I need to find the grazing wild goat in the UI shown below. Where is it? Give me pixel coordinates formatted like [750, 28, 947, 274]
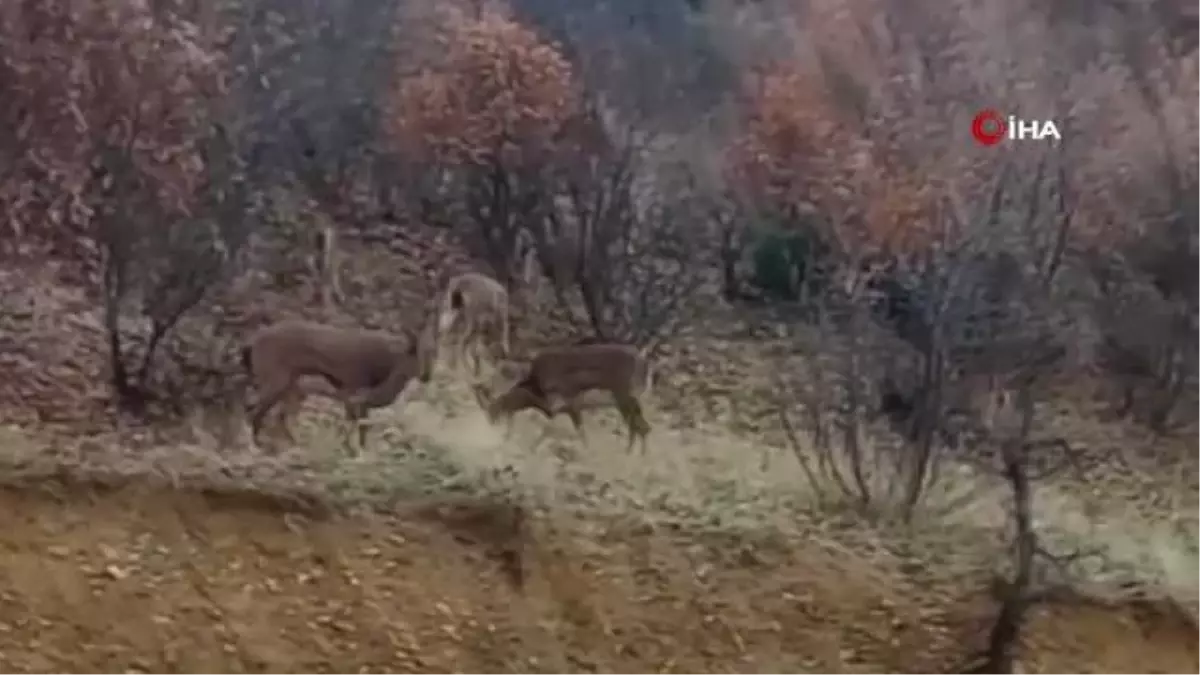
[476, 341, 654, 453]
[241, 318, 436, 452]
[438, 272, 511, 376]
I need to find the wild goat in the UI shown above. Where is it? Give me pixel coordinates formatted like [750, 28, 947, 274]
[241, 318, 436, 452]
[438, 272, 511, 376]
[476, 342, 654, 453]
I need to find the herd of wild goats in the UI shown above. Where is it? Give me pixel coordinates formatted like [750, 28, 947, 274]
[241, 271, 654, 455]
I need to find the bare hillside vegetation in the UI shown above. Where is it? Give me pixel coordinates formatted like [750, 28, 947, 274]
[0, 0, 1196, 672]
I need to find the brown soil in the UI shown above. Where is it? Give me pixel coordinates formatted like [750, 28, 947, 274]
[0, 479, 1193, 674]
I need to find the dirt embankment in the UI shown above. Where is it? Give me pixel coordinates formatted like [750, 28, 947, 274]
[0, 480, 1193, 674]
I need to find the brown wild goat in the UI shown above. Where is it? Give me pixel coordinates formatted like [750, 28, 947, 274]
[477, 342, 654, 453]
[242, 318, 436, 452]
[438, 272, 511, 376]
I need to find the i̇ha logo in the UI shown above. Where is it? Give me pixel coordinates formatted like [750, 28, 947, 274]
[971, 109, 1061, 146]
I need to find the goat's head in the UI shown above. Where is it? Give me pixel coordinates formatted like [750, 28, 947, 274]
[470, 382, 493, 415]
[484, 383, 545, 423]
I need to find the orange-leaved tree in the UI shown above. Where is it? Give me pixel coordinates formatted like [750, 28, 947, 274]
[725, 0, 1079, 527]
[726, 59, 938, 265]
[382, 0, 578, 283]
[0, 0, 225, 267]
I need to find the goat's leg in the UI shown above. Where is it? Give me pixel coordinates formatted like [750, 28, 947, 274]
[464, 334, 479, 377]
[341, 397, 368, 458]
[467, 324, 486, 377]
[636, 422, 650, 454]
[563, 404, 588, 450]
[355, 416, 368, 455]
[438, 307, 459, 369]
[445, 330, 459, 370]
[454, 333, 469, 375]
[441, 312, 462, 371]
[522, 412, 555, 447]
[475, 336, 489, 375]
[495, 405, 520, 442]
[476, 339, 490, 376]
[455, 314, 474, 375]
[1114, 383, 1135, 418]
[615, 392, 651, 453]
[277, 388, 305, 444]
[483, 314, 506, 366]
[481, 412, 521, 444]
[470, 383, 491, 413]
[459, 333, 477, 375]
[248, 379, 293, 448]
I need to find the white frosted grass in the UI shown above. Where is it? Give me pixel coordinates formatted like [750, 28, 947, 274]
[307, 382, 1196, 606]
[349, 379, 814, 533]
[13, 364, 1178, 605]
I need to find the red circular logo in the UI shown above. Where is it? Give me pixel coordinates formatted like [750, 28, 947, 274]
[971, 109, 1006, 146]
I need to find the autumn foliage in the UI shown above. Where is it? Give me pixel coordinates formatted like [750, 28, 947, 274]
[0, 0, 1190, 435]
[0, 0, 225, 270]
[383, 2, 578, 170]
[727, 62, 941, 258]
[727, 0, 1197, 262]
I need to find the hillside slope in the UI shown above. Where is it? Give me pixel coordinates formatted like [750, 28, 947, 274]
[0, 480, 1194, 674]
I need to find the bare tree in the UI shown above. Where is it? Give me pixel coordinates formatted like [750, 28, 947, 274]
[769, 135, 1081, 518]
[382, 3, 577, 287]
[0, 0, 244, 414]
[528, 102, 720, 357]
[959, 371, 1092, 674]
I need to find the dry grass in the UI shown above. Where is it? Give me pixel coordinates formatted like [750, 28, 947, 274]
[0, 350, 1195, 672]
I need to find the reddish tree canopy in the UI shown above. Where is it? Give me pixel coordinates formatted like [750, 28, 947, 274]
[726, 62, 937, 258]
[0, 0, 226, 266]
[383, 2, 578, 170]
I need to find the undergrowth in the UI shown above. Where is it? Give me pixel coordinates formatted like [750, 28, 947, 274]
[1, 368, 1195, 618]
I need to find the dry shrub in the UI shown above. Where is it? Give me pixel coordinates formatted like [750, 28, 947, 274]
[716, 0, 1060, 514]
[725, 0, 1196, 427]
[0, 0, 251, 414]
[1063, 25, 1198, 430]
[718, 1, 1195, 663]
